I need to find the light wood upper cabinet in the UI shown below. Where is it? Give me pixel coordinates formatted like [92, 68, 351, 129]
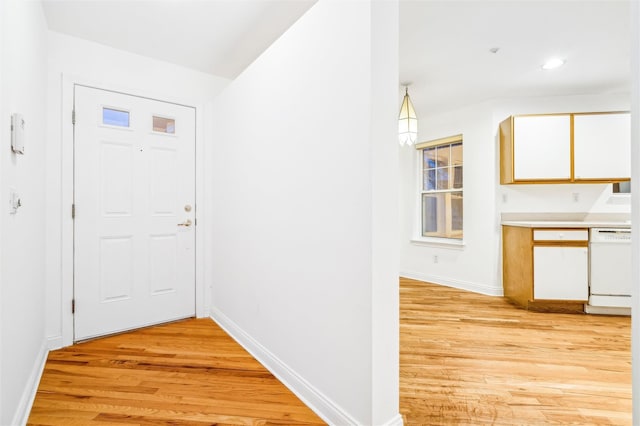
[573, 112, 630, 180]
[500, 112, 630, 184]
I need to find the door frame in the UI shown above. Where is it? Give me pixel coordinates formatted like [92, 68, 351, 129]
[60, 75, 208, 347]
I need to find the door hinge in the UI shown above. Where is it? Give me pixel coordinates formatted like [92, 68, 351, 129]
[72, 110, 76, 125]
[71, 203, 75, 219]
[194, 218, 197, 226]
[71, 299, 75, 314]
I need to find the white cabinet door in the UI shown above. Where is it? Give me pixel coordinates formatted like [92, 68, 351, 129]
[513, 115, 571, 180]
[533, 246, 588, 300]
[574, 113, 630, 180]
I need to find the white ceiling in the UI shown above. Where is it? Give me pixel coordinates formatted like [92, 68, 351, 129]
[41, 0, 631, 115]
[41, 0, 317, 79]
[400, 0, 630, 115]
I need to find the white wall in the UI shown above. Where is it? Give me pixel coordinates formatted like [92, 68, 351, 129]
[400, 92, 630, 296]
[1, 1, 49, 424]
[1, 0, 4, 418]
[208, 1, 400, 424]
[370, 2, 400, 423]
[630, 1, 639, 422]
[400, 101, 499, 294]
[45, 31, 230, 347]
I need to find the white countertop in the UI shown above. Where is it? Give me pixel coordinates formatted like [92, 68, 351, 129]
[501, 220, 631, 229]
[500, 212, 631, 229]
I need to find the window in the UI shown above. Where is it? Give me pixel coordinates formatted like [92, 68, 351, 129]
[102, 107, 130, 127]
[417, 134, 463, 239]
[613, 181, 630, 193]
[153, 116, 175, 134]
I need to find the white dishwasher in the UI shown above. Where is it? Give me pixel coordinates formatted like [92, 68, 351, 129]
[588, 228, 632, 311]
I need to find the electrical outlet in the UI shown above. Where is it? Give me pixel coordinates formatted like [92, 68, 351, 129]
[572, 192, 580, 202]
[433, 255, 438, 264]
[502, 193, 508, 203]
[9, 187, 21, 214]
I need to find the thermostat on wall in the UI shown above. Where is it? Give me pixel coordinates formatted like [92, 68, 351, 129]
[11, 113, 25, 154]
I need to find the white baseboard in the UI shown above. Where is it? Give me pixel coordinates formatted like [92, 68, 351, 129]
[210, 307, 360, 425]
[47, 335, 63, 350]
[12, 341, 48, 426]
[383, 413, 404, 426]
[400, 271, 503, 297]
[585, 305, 631, 316]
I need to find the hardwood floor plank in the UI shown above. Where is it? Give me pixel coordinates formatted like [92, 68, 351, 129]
[33, 395, 319, 423]
[29, 278, 632, 425]
[28, 318, 325, 426]
[399, 277, 631, 425]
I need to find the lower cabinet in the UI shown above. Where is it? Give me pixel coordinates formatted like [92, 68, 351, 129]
[533, 246, 588, 300]
[502, 225, 589, 312]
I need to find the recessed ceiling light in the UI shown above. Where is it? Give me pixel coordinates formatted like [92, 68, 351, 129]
[541, 58, 566, 70]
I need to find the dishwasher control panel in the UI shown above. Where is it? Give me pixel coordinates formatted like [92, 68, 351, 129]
[590, 228, 631, 243]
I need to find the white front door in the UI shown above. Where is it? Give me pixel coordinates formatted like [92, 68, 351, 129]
[74, 85, 196, 341]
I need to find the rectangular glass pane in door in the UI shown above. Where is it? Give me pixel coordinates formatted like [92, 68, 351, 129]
[153, 116, 175, 134]
[103, 107, 130, 127]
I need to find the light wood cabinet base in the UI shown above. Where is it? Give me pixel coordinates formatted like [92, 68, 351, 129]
[506, 298, 585, 314]
[502, 225, 587, 314]
[502, 226, 533, 306]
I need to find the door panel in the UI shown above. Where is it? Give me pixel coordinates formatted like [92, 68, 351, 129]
[101, 141, 134, 214]
[150, 147, 178, 214]
[74, 85, 195, 341]
[99, 237, 133, 302]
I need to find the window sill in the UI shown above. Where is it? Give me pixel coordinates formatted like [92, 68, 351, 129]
[410, 237, 465, 249]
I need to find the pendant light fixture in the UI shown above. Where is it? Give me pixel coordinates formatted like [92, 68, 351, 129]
[398, 85, 418, 146]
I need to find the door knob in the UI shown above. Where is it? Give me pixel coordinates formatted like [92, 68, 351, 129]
[178, 219, 192, 227]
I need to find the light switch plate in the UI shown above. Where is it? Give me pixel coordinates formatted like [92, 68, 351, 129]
[11, 113, 25, 154]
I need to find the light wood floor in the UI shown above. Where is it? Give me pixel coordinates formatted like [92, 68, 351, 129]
[28, 318, 325, 425]
[400, 277, 631, 425]
[29, 278, 631, 425]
